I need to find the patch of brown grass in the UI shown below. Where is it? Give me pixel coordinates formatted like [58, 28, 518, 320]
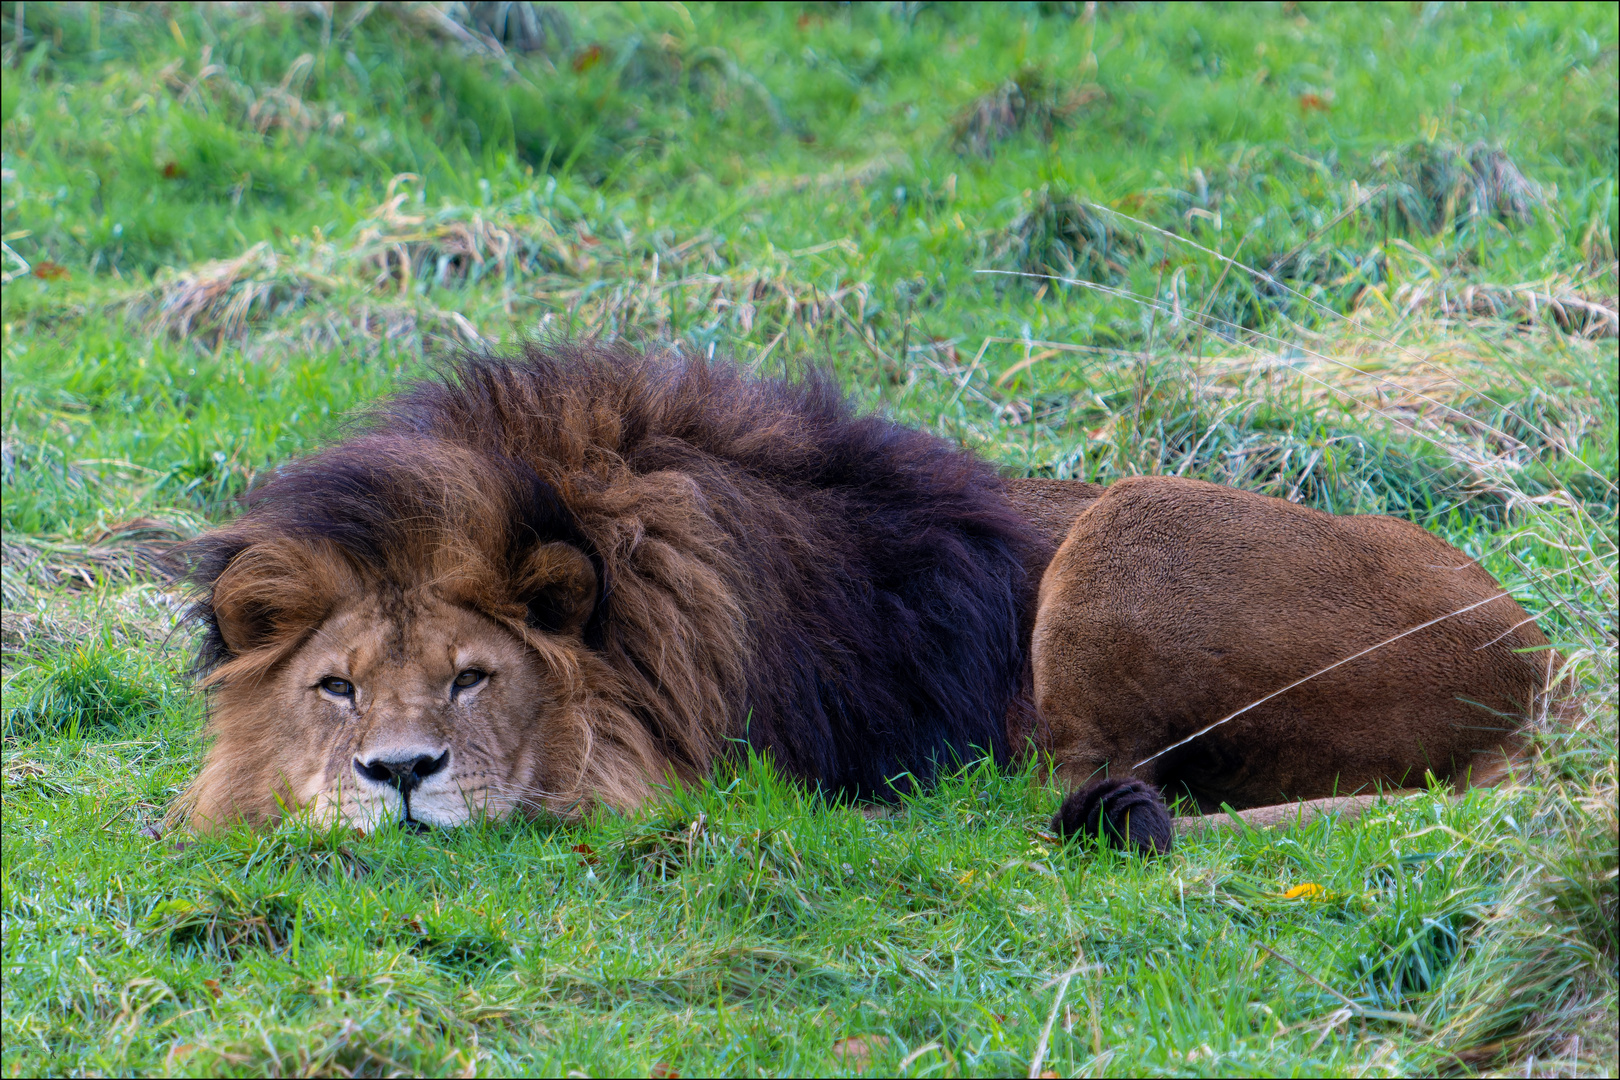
[1, 517, 191, 599]
[130, 242, 340, 348]
[124, 175, 885, 357]
[1388, 274, 1618, 339]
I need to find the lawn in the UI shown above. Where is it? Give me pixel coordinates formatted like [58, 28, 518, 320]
[2, 2, 1616, 1075]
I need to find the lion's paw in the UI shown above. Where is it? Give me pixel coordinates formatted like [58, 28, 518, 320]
[1051, 776, 1173, 856]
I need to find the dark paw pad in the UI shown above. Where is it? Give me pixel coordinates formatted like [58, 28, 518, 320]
[1051, 777, 1173, 856]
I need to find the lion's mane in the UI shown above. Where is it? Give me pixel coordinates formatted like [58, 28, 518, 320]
[187, 342, 1043, 800]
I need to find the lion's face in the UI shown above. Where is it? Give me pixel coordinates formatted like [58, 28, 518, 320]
[267, 593, 553, 830]
[184, 522, 680, 833]
[196, 589, 566, 831]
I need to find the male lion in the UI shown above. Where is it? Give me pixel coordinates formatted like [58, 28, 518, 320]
[178, 344, 1558, 851]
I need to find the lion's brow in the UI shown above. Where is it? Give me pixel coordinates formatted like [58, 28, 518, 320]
[303, 618, 366, 659]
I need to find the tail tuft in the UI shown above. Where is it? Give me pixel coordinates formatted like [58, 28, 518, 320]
[1051, 776, 1173, 856]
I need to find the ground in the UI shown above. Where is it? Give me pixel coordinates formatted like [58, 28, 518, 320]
[2, 2, 1616, 1076]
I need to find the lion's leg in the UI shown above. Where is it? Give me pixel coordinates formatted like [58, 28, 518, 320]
[1033, 642, 1185, 855]
[1032, 658, 1183, 856]
[1032, 646, 1179, 854]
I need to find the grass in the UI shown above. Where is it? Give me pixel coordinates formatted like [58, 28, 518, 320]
[3, 2, 1617, 1076]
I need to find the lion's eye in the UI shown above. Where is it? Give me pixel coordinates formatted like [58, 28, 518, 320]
[453, 669, 486, 690]
[319, 677, 354, 697]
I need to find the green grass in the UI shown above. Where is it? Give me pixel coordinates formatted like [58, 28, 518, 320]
[3, 2, 1617, 1076]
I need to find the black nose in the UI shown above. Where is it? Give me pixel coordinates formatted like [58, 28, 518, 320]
[353, 749, 450, 794]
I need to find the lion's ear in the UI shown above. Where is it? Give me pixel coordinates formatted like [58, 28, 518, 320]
[516, 541, 598, 637]
[209, 540, 342, 659]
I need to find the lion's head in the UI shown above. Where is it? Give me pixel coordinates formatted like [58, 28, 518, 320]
[184, 528, 640, 830]
[178, 427, 704, 833]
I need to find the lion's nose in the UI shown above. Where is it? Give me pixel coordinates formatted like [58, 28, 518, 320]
[353, 749, 450, 794]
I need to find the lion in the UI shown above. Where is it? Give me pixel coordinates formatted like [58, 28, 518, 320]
[177, 344, 1559, 852]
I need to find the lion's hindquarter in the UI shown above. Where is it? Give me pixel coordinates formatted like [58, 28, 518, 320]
[1032, 475, 1553, 808]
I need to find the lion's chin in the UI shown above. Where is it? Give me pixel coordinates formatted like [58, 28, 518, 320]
[308, 787, 504, 834]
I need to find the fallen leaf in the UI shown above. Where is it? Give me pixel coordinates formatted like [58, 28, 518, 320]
[160, 161, 186, 179]
[1283, 883, 1326, 900]
[649, 1065, 679, 1079]
[571, 843, 598, 866]
[202, 979, 221, 998]
[32, 261, 69, 281]
[572, 44, 604, 73]
[1298, 92, 1330, 112]
[832, 1036, 890, 1070]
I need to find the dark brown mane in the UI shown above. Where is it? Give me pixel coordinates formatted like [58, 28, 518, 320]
[187, 342, 1044, 799]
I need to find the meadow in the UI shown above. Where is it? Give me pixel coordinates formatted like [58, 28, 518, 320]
[2, 2, 1616, 1075]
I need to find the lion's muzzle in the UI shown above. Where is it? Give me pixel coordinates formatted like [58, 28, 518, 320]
[349, 744, 457, 828]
